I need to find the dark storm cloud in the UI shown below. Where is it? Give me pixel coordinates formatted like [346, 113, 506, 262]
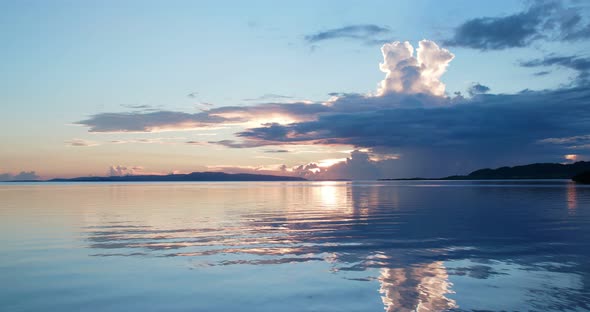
[305, 24, 393, 45]
[445, 1, 590, 50]
[232, 87, 590, 154]
[520, 54, 590, 84]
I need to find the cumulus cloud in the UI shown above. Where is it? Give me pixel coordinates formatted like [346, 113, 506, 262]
[108, 165, 145, 177]
[377, 40, 454, 96]
[0, 171, 40, 181]
[305, 24, 392, 45]
[445, 1, 590, 50]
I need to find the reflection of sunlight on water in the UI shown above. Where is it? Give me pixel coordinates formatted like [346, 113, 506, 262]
[379, 262, 457, 312]
[567, 183, 577, 215]
[315, 182, 350, 210]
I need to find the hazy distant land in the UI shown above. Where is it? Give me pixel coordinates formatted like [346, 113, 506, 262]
[47, 172, 307, 182]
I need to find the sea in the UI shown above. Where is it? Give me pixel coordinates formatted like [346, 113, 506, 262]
[1, 180, 589, 311]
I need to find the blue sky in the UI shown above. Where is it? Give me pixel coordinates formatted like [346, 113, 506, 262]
[1, 0, 589, 179]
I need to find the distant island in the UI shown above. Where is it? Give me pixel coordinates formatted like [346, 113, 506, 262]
[45, 172, 307, 182]
[380, 161, 590, 181]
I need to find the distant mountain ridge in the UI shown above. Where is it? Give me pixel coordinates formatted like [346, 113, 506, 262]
[381, 161, 590, 180]
[48, 172, 306, 182]
[450, 161, 590, 180]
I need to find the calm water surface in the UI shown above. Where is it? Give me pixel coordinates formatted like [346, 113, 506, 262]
[1, 181, 589, 311]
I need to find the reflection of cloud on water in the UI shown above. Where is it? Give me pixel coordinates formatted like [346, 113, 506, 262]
[379, 262, 457, 312]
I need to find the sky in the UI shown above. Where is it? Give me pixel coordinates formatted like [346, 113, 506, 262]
[1, 0, 590, 180]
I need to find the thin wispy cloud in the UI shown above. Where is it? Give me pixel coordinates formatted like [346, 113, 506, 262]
[520, 54, 590, 85]
[305, 24, 393, 45]
[121, 104, 153, 110]
[243, 94, 294, 102]
[264, 149, 289, 153]
[65, 138, 99, 147]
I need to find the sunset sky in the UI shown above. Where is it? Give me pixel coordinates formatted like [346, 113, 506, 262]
[1, 0, 590, 180]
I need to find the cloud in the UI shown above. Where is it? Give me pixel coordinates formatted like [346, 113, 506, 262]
[520, 54, 590, 84]
[185, 140, 204, 145]
[209, 139, 270, 148]
[109, 137, 185, 145]
[228, 86, 590, 177]
[305, 24, 393, 45]
[209, 150, 402, 180]
[564, 154, 578, 161]
[76, 101, 332, 133]
[0, 171, 40, 181]
[74, 39, 590, 178]
[76, 111, 236, 132]
[264, 149, 289, 153]
[314, 150, 383, 180]
[121, 104, 152, 109]
[467, 83, 491, 96]
[109, 165, 132, 176]
[538, 134, 590, 150]
[243, 94, 294, 102]
[205, 164, 288, 176]
[76, 41, 451, 134]
[108, 165, 149, 176]
[445, 1, 590, 50]
[65, 138, 99, 147]
[236, 87, 590, 149]
[377, 40, 454, 96]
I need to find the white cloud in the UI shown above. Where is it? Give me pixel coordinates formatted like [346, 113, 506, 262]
[377, 40, 454, 97]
